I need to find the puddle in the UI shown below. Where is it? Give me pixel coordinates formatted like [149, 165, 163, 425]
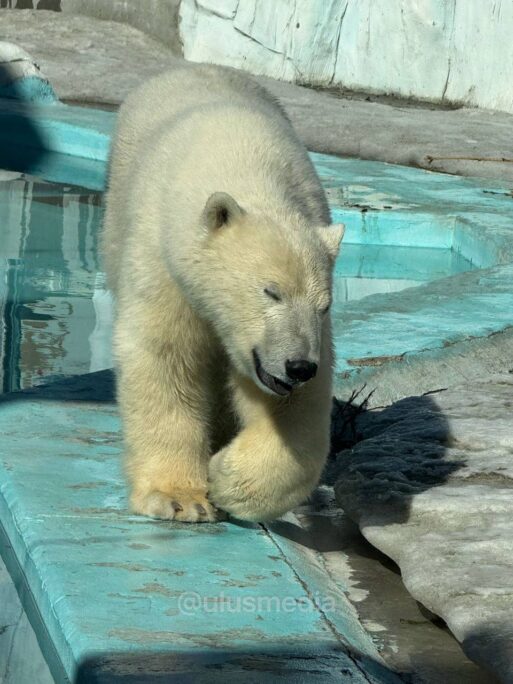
[0, 171, 477, 394]
[293, 490, 497, 684]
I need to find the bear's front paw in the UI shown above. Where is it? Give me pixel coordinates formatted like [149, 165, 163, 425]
[131, 487, 219, 523]
[208, 450, 276, 522]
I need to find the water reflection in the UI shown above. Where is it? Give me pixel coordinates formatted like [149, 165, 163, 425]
[0, 171, 112, 393]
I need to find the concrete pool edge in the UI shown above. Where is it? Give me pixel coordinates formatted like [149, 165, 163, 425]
[334, 324, 513, 409]
[0, 98, 113, 190]
[0, 98, 113, 163]
[311, 154, 513, 399]
[331, 261, 513, 394]
[0, 373, 402, 684]
[0, 514, 69, 684]
[2, 93, 512, 261]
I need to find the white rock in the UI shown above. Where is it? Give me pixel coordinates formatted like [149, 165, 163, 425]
[0, 40, 55, 101]
[334, 376, 513, 682]
[180, 0, 513, 114]
[0, 41, 43, 85]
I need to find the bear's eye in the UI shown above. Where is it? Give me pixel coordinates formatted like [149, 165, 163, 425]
[320, 302, 330, 315]
[264, 285, 282, 302]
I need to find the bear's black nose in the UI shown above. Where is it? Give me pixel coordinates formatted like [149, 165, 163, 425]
[285, 359, 318, 383]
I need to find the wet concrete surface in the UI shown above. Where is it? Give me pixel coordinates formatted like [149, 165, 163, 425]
[293, 489, 498, 683]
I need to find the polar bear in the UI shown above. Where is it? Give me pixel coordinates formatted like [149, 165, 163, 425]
[102, 63, 343, 522]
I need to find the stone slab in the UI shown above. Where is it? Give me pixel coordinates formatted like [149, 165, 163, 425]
[333, 376, 513, 683]
[0, 10, 181, 106]
[60, 0, 182, 55]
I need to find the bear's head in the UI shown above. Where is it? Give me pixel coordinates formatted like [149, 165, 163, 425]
[182, 192, 343, 397]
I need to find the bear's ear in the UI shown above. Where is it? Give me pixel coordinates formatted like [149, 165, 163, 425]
[317, 223, 345, 259]
[203, 192, 245, 231]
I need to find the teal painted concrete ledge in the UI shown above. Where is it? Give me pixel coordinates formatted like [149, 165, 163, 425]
[0, 373, 399, 684]
[0, 98, 113, 161]
[308, 154, 513, 389]
[0, 98, 113, 190]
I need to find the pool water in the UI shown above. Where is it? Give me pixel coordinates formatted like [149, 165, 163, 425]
[0, 172, 476, 393]
[334, 242, 474, 302]
[0, 171, 111, 393]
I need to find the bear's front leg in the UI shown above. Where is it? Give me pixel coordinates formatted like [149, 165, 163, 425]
[208, 376, 331, 522]
[115, 302, 218, 523]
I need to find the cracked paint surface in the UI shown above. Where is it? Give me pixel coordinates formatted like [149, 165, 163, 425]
[308, 155, 513, 389]
[0, 373, 400, 683]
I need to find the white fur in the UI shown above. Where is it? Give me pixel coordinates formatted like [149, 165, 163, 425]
[102, 63, 343, 522]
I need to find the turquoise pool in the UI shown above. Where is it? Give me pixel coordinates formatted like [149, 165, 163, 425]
[0, 170, 479, 394]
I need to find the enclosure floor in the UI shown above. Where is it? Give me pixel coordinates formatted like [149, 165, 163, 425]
[0, 372, 401, 684]
[0, 491, 493, 684]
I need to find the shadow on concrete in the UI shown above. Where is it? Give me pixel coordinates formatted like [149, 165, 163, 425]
[0, 369, 462, 533]
[0, 373, 463, 531]
[266, 398, 493, 683]
[325, 392, 464, 526]
[0, 369, 116, 404]
[74, 645, 404, 683]
[462, 625, 512, 684]
[269, 392, 463, 555]
[0, 60, 50, 173]
[1, 1, 61, 9]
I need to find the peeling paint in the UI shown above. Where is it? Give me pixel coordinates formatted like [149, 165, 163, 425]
[0, 379, 401, 682]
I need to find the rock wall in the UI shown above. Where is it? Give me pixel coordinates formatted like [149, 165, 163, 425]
[179, 0, 513, 114]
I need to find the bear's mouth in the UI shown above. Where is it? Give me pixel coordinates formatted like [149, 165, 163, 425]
[252, 349, 292, 396]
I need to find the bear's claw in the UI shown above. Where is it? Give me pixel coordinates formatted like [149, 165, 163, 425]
[132, 489, 218, 522]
